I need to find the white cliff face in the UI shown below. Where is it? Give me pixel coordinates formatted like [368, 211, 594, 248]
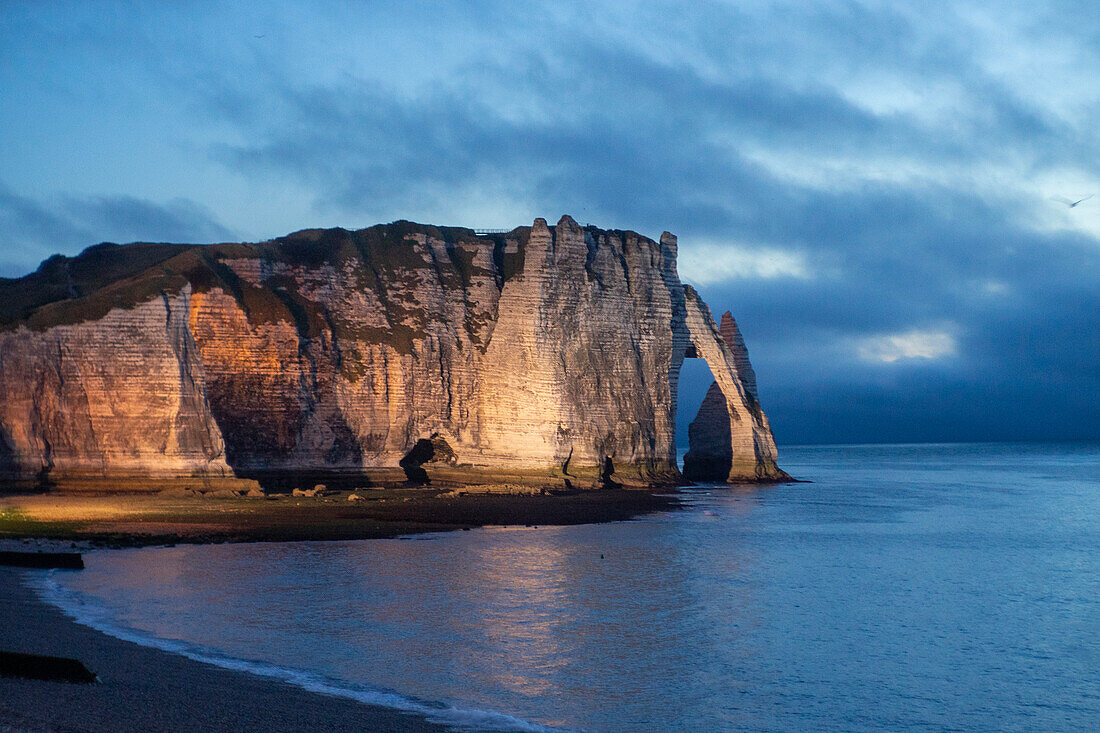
[0, 217, 785, 485]
[475, 217, 683, 483]
[0, 286, 230, 479]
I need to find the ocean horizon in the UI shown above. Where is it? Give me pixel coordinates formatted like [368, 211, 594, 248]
[35, 442, 1100, 731]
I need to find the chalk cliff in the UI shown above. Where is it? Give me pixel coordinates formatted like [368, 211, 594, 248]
[0, 216, 785, 486]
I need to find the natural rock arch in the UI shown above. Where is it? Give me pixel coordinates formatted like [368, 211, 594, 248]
[676, 297, 786, 482]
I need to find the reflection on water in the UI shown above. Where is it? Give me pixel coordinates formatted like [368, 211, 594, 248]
[54, 443, 1100, 731]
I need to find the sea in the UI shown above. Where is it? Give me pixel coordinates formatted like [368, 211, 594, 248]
[33, 443, 1100, 731]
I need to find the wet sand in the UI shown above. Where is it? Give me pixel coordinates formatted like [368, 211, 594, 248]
[0, 565, 447, 732]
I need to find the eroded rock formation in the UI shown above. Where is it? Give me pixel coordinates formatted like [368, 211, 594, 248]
[0, 217, 785, 486]
[683, 311, 786, 481]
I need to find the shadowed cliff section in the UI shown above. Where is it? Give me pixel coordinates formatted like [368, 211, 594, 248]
[0, 217, 785, 487]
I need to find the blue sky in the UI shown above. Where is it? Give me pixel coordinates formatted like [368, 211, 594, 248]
[2, 1, 1098, 444]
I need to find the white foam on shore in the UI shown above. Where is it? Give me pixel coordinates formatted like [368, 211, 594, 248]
[30, 572, 568, 733]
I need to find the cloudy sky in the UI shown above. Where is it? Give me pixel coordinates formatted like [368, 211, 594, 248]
[2, 1, 1097, 445]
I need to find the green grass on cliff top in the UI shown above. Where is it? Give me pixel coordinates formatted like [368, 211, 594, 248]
[0, 222, 531, 337]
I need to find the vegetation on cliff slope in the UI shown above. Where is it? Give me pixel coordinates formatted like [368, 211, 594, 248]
[0, 223, 531, 359]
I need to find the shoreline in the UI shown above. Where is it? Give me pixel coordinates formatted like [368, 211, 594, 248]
[0, 486, 681, 549]
[0, 565, 449, 732]
[0, 489, 680, 731]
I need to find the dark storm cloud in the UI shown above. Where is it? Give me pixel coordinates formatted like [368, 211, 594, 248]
[701, 183, 1100, 443]
[0, 185, 235, 277]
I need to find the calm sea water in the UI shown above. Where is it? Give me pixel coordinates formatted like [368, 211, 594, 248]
[39, 443, 1100, 731]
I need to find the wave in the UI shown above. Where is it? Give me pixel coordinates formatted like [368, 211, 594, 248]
[30, 572, 568, 733]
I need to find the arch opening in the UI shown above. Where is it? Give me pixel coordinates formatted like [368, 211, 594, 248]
[674, 356, 718, 472]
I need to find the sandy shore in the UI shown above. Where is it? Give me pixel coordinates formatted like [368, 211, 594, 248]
[0, 486, 678, 547]
[0, 565, 447, 732]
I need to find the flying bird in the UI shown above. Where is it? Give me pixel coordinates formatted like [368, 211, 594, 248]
[1052, 194, 1094, 208]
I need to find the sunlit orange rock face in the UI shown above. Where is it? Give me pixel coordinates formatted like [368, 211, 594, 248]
[0, 217, 784, 485]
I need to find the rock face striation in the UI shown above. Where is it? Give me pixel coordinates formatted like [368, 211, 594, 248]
[0, 217, 785, 486]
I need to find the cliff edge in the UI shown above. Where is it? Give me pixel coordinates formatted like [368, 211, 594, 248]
[0, 216, 786, 487]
